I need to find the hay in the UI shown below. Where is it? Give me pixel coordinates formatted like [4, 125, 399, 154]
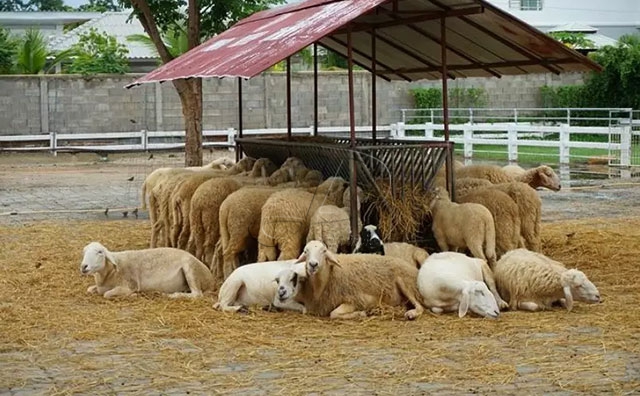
[1, 218, 640, 394]
[364, 182, 435, 243]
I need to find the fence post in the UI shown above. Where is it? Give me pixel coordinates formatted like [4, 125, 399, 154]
[308, 125, 314, 136]
[507, 126, 518, 162]
[49, 131, 57, 157]
[397, 121, 405, 138]
[424, 122, 434, 139]
[620, 124, 632, 167]
[227, 128, 236, 151]
[390, 123, 397, 138]
[141, 129, 148, 151]
[559, 124, 570, 164]
[463, 123, 473, 159]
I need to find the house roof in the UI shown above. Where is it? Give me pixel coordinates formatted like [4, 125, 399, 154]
[127, 0, 602, 88]
[0, 11, 102, 25]
[48, 11, 158, 60]
[548, 23, 618, 49]
[548, 23, 598, 33]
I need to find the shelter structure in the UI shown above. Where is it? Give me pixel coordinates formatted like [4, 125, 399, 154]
[127, 0, 601, 246]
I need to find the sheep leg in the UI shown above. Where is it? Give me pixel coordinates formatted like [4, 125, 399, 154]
[176, 208, 191, 250]
[103, 286, 135, 299]
[430, 307, 444, 314]
[329, 303, 367, 320]
[222, 244, 242, 280]
[272, 297, 307, 314]
[395, 277, 424, 320]
[87, 285, 99, 294]
[517, 301, 541, 312]
[479, 261, 508, 310]
[169, 266, 205, 299]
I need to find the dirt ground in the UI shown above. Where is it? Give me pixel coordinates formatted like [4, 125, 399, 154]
[1, 152, 640, 395]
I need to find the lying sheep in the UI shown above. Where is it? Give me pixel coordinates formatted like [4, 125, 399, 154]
[278, 240, 426, 320]
[306, 187, 363, 253]
[456, 187, 522, 258]
[213, 259, 306, 313]
[417, 252, 507, 318]
[502, 164, 526, 179]
[352, 225, 428, 269]
[80, 242, 213, 299]
[430, 187, 497, 267]
[258, 177, 348, 261]
[493, 249, 601, 312]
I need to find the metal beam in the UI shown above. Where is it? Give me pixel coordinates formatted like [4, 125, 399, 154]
[374, 58, 577, 75]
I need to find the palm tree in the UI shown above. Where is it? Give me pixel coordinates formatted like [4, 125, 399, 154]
[127, 23, 189, 61]
[15, 28, 75, 74]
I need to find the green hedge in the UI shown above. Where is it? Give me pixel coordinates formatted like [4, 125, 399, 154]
[409, 87, 487, 124]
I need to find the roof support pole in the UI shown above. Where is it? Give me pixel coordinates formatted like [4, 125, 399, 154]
[441, 16, 454, 200]
[236, 77, 243, 161]
[347, 27, 359, 249]
[286, 56, 292, 141]
[371, 29, 377, 142]
[313, 43, 318, 136]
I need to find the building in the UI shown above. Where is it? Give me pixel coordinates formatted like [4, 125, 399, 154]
[0, 11, 102, 41]
[488, 0, 640, 40]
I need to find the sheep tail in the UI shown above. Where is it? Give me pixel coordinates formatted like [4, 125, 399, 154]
[485, 218, 497, 267]
[141, 179, 148, 210]
[214, 276, 242, 310]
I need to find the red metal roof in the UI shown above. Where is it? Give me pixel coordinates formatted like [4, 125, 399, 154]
[127, 0, 601, 88]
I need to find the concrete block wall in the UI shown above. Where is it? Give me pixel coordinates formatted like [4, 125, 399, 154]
[0, 71, 586, 136]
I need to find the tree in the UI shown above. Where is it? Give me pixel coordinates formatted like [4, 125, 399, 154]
[120, 0, 285, 166]
[548, 32, 595, 50]
[77, 0, 123, 12]
[0, 26, 17, 74]
[127, 23, 189, 60]
[14, 28, 75, 74]
[66, 28, 129, 75]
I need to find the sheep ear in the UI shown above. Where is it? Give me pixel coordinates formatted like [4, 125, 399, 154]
[295, 252, 306, 263]
[458, 288, 470, 318]
[325, 250, 342, 268]
[563, 285, 574, 312]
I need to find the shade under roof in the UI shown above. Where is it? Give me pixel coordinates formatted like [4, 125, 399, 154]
[126, 0, 601, 88]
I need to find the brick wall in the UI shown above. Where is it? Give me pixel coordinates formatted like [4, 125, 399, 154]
[0, 71, 586, 135]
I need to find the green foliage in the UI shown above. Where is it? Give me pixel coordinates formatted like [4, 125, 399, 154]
[66, 28, 129, 75]
[4, 0, 74, 11]
[127, 22, 189, 61]
[410, 88, 442, 109]
[322, 49, 348, 69]
[0, 26, 18, 74]
[410, 87, 488, 109]
[15, 28, 74, 74]
[539, 85, 585, 108]
[78, 0, 123, 12]
[548, 32, 595, 49]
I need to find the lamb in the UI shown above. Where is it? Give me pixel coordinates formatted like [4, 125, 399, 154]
[417, 251, 507, 318]
[187, 177, 243, 266]
[430, 187, 497, 267]
[502, 164, 526, 179]
[80, 242, 213, 299]
[213, 259, 306, 313]
[306, 187, 363, 253]
[493, 249, 601, 312]
[455, 164, 561, 191]
[217, 186, 283, 282]
[258, 177, 348, 261]
[455, 187, 522, 258]
[352, 225, 428, 269]
[277, 240, 425, 320]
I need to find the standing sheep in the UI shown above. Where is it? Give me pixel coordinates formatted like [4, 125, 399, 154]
[493, 249, 601, 312]
[417, 251, 506, 318]
[502, 164, 526, 179]
[258, 177, 348, 261]
[80, 242, 213, 299]
[456, 164, 561, 191]
[430, 188, 497, 267]
[278, 241, 425, 320]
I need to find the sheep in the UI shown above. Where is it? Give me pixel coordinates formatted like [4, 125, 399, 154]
[80, 242, 213, 299]
[217, 186, 283, 282]
[266, 160, 323, 188]
[454, 177, 492, 195]
[516, 165, 561, 191]
[187, 177, 243, 266]
[213, 259, 306, 313]
[455, 164, 514, 184]
[455, 164, 561, 191]
[242, 157, 278, 178]
[455, 187, 522, 258]
[306, 186, 363, 254]
[277, 240, 425, 320]
[258, 177, 348, 261]
[430, 187, 497, 267]
[502, 164, 526, 179]
[417, 252, 506, 318]
[140, 157, 233, 210]
[493, 249, 601, 312]
[352, 225, 428, 269]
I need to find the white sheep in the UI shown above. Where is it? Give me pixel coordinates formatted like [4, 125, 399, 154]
[306, 187, 363, 253]
[277, 240, 426, 320]
[213, 259, 306, 313]
[493, 249, 601, 312]
[80, 242, 213, 299]
[430, 187, 497, 267]
[417, 252, 507, 318]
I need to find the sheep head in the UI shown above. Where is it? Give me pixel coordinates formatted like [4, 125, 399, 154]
[250, 158, 278, 178]
[459, 280, 500, 319]
[560, 269, 601, 311]
[281, 157, 305, 169]
[297, 240, 340, 276]
[274, 263, 307, 303]
[353, 224, 384, 254]
[80, 242, 114, 275]
[533, 165, 561, 191]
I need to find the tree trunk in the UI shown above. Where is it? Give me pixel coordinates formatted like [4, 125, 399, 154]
[179, 78, 203, 167]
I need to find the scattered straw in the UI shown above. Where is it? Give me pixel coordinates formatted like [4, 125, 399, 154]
[0, 218, 639, 394]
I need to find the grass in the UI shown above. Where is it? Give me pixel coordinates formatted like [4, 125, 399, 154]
[456, 144, 609, 163]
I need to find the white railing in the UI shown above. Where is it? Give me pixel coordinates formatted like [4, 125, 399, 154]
[0, 125, 392, 154]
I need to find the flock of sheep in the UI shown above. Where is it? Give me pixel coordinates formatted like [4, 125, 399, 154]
[79, 154, 602, 320]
